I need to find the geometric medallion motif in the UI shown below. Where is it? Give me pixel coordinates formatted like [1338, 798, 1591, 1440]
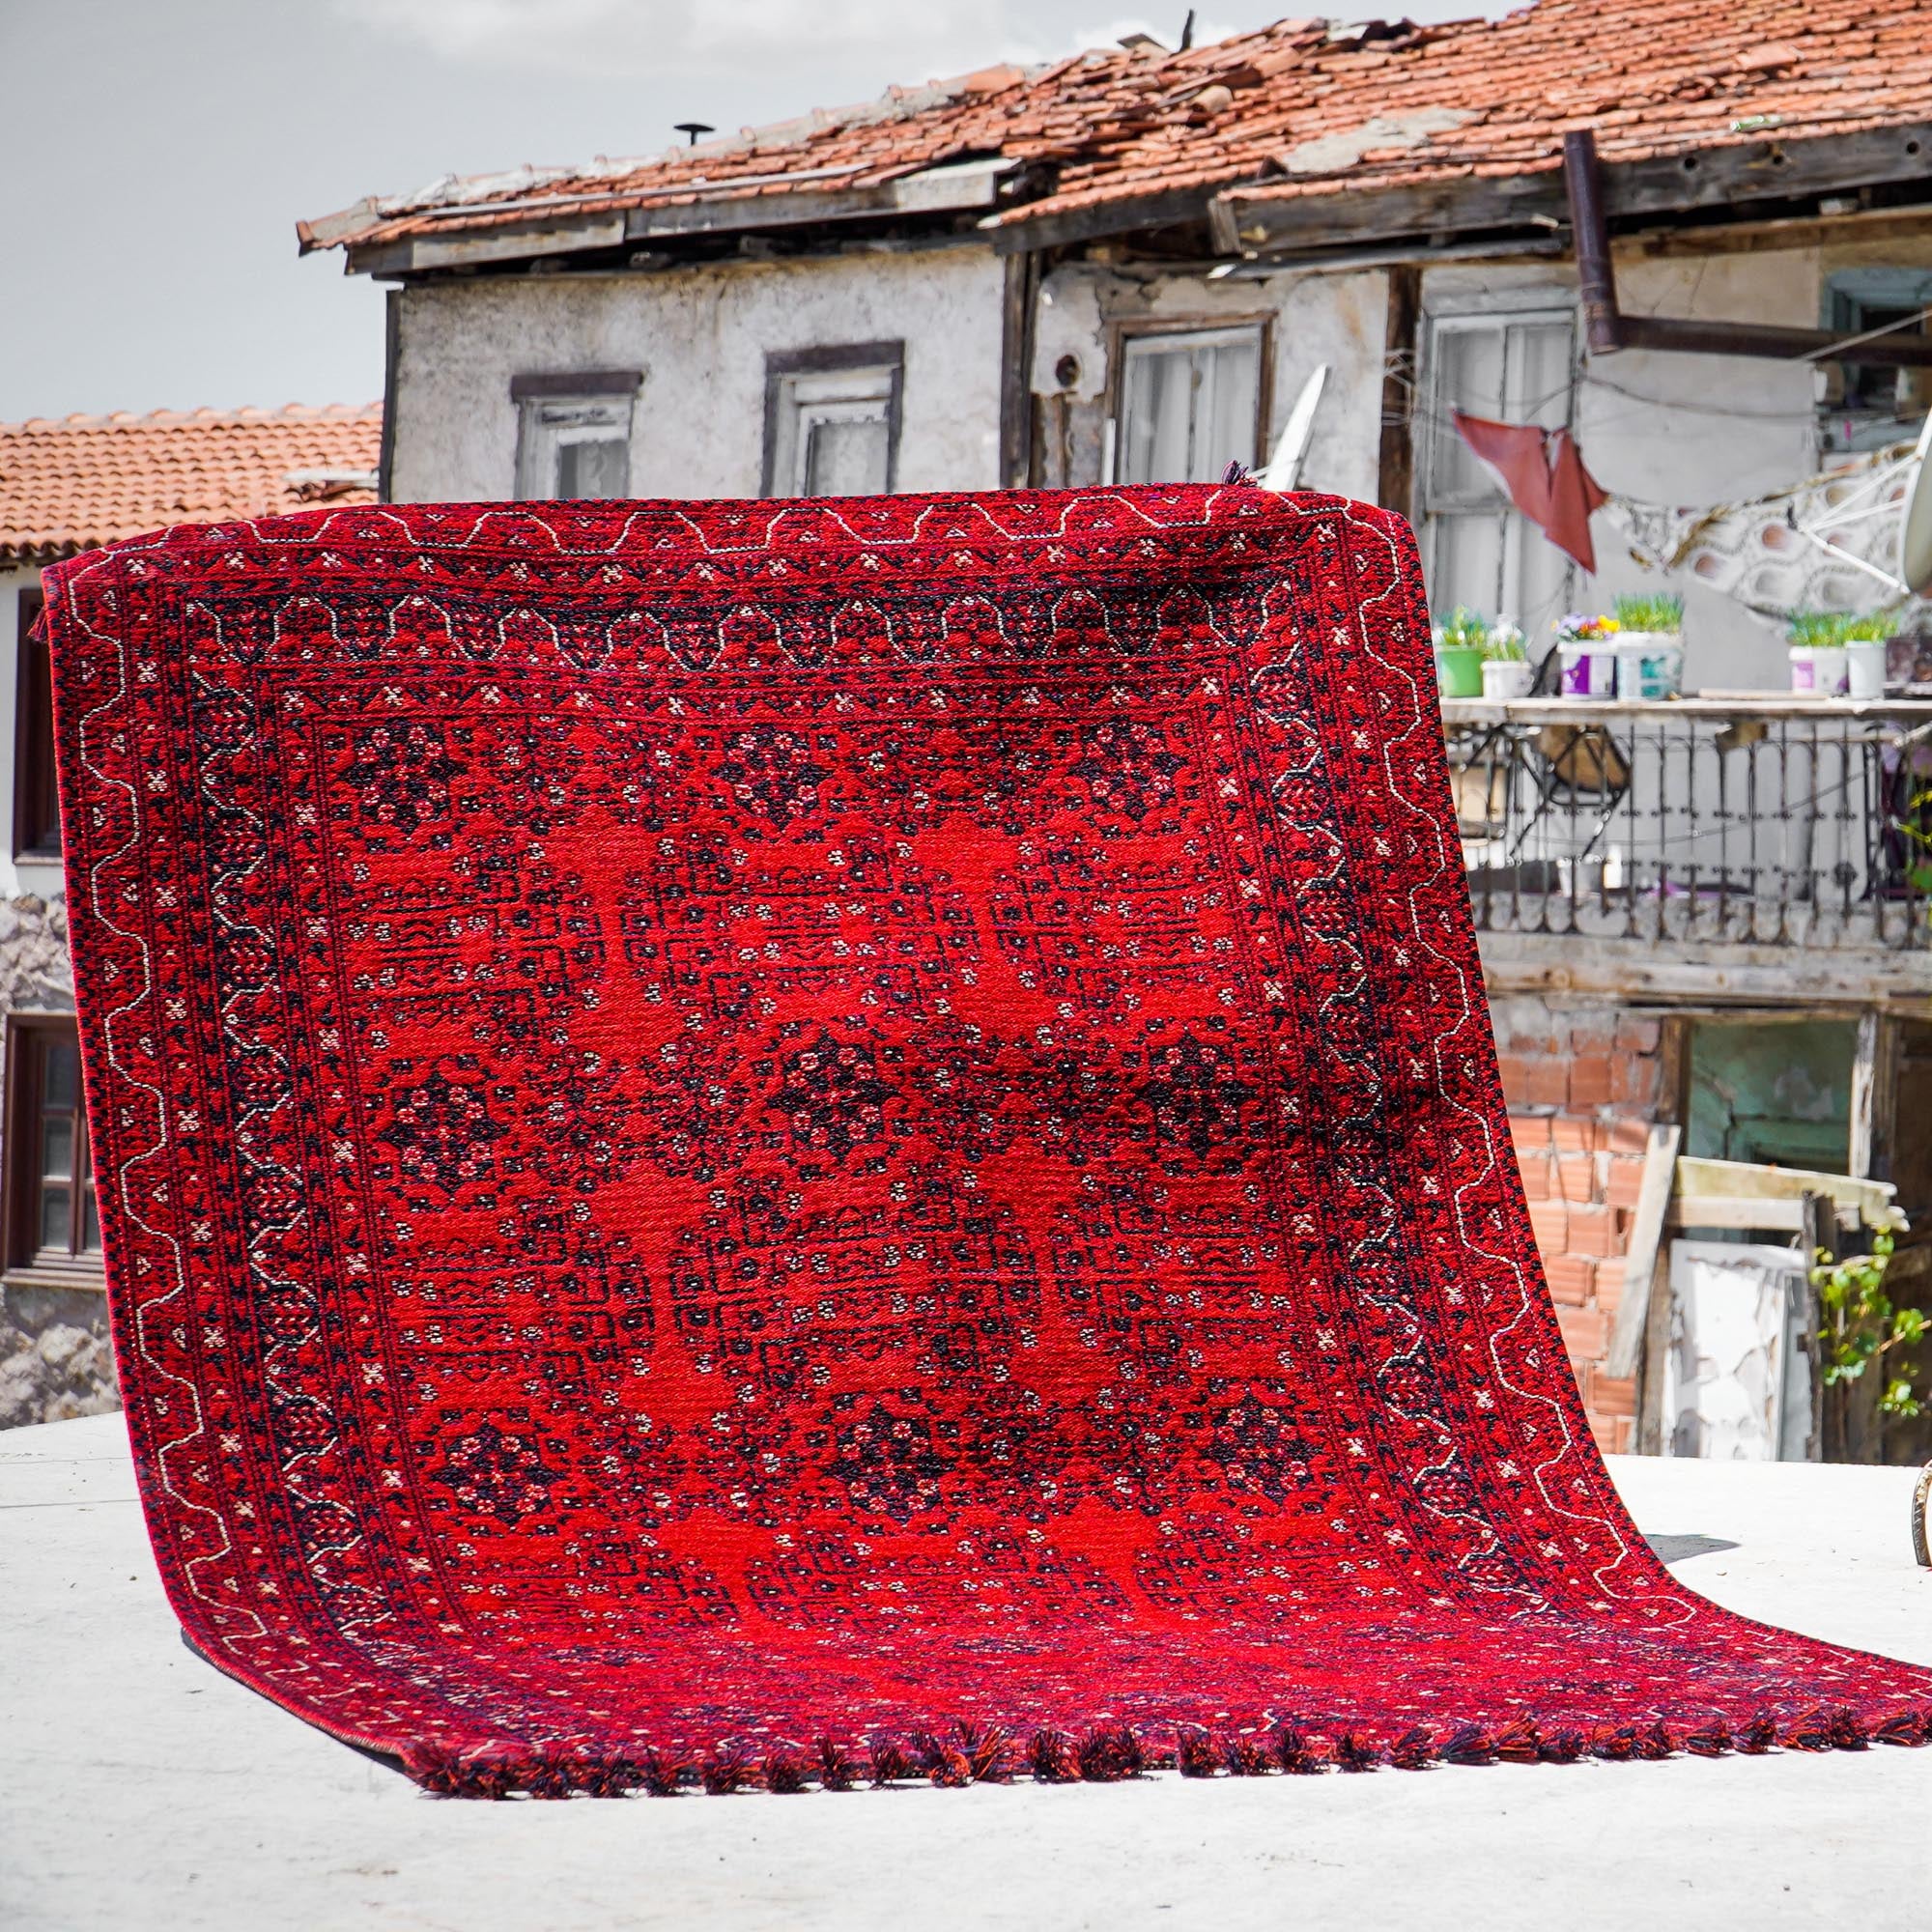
[43, 486, 1932, 1798]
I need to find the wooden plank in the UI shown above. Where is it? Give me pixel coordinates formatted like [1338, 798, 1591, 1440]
[1615, 313, 1932, 369]
[1674, 1156, 1897, 1218]
[1800, 1192, 1833, 1463]
[1222, 172, 1561, 255]
[1635, 1231, 1676, 1455]
[1608, 123, 1932, 221]
[348, 215, 627, 277]
[1606, 1122, 1680, 1379]
[1667, 1195, 1806, 1233]
[1376, 265, 1419, 517]
[631, 166, 1007, 240]
[1476, 936, 1932, 1011]
[1849, 1009, 1882, 1182]
[1633, 202, 1932, 261]
[999, 251, 1039, 490]
[1889, 1241, 1932, 1285]
[989, 185, 1219, 254]
[1206, 193, 1244, 257]
[1218, 123, 1932, 257]
[1664, 1193, 1870, 1234]
[377, 290, 400, 505]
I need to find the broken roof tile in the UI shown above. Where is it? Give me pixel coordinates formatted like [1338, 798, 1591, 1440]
[299, 1, 1932, 259]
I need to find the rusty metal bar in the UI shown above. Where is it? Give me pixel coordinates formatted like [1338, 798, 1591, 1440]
[1443, 702, 1930, 955]
[1561, 128, 1932, 369]
[1562, 130, 1623, 357]
[1618, 313, 1932, 368]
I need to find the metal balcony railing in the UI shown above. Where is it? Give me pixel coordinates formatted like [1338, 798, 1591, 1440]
[1440, 696, 1932, 951]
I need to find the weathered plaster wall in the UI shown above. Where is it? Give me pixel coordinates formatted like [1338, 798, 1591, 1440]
[1416, 243, 1878, 693]
[390, 246, 1009, 503]
[1026, 261, 1387, 502]
[0, 565, 114, 1427]
[386, 234, 1928, 699]
[0, 893, 71, 1014]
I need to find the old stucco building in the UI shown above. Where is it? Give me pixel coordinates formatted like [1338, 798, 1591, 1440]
[299, 2, 1932, 1462]
[0, 406, 381, 1426]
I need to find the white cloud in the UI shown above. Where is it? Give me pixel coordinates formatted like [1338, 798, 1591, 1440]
[336, 1, 1029, 80]
[333, 1, 1252, 83]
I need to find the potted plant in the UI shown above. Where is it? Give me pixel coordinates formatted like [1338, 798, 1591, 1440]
[1840, 610, 1898, 699]
[1553, 611, 1618, 697]
[1479, 618, 1533, 699]
[1432, 606, 1489, 698]
[1787, 610, 1850, 696]
[1609, 590, 1685, 698]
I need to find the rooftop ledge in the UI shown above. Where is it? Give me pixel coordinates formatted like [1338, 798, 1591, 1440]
[1439, 695, 1932, 726]
[3, 1411, 1929, 1930]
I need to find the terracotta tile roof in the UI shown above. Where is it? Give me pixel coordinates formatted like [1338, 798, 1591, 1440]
[0, 405, 383, 563]
[300, 1, 1932, 261]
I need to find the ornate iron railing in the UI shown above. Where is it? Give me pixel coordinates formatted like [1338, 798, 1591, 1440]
[1439, 697, 1932, 951]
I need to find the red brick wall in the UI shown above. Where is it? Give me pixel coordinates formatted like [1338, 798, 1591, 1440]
[1492, 997, 1670, 1454]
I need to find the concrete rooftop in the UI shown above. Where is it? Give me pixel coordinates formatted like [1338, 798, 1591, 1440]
[3, 1411, 1929, 1932]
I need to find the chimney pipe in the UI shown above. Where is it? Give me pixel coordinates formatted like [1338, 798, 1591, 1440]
[1562, 128, 1623, 356]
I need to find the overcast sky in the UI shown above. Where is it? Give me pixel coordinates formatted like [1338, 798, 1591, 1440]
[0, 0, 1511, 422]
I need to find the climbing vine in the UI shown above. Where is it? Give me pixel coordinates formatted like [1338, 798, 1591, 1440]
[1812, 1229, 1925, 1424]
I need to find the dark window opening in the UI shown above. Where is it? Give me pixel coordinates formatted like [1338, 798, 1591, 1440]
[14, 588, 60, 860]
[1836, 302, 1925, 413]
[1820, 270, 1932, 455]
[5, 1019, 102, 1276]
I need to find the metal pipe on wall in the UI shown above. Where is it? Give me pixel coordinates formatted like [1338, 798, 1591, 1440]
[1560, 128, 1932, 369]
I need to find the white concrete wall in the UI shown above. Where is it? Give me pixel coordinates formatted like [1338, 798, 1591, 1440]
[1028, 260, 1388, 504]
[1414, 240, 1929, 692]
[389, 246, 1009, 502]
[1577, 248, 1812, 692]
[386, 229, 1928, 694]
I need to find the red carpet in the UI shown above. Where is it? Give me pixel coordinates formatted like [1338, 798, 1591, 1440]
[45, 487, 1932, 1797]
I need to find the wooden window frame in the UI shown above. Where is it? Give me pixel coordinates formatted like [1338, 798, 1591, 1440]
[3, 1014, 104, 1287]
[509, 371, 642, 501]
[760, 341, 906, 499]
[1104, 314, 1273, 487]
[1414, 301, 1579, 627]
[13, 586, 61, 861]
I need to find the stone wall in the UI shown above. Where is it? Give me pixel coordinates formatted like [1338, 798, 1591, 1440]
[0, 1278, 117, 1428]
[1491, 991, 1674, 1454]
[0, 892, 73, 1011]
[0, 891, 121, 1428]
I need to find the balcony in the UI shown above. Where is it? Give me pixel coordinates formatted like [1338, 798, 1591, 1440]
[1440, 696, 1932, 998]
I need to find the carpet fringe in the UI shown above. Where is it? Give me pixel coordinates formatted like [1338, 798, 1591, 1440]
[396, 1700, 1932, 1798]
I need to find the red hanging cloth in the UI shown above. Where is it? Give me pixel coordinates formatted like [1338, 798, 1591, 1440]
[1452, 412, 1608, 574]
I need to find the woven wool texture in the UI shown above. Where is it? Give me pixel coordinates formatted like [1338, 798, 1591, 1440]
[44, 487, 1932, 1797]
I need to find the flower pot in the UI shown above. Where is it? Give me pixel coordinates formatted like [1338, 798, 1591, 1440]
[1611, 632, 1683, 699]
[1789, 644, 1849, 696]
[1434, 644, 1484, 697]
[1845, 639, 1887, 699]
[1558, 643, 1615, 697]
[1480, 658, 1534, 700]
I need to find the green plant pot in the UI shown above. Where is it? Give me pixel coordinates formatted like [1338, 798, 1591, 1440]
[1434, 644, 1484, 697]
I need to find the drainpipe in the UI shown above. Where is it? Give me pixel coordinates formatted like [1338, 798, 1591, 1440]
[1559, 128, 1932, 369]
[1562, 130, 1623, 356]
